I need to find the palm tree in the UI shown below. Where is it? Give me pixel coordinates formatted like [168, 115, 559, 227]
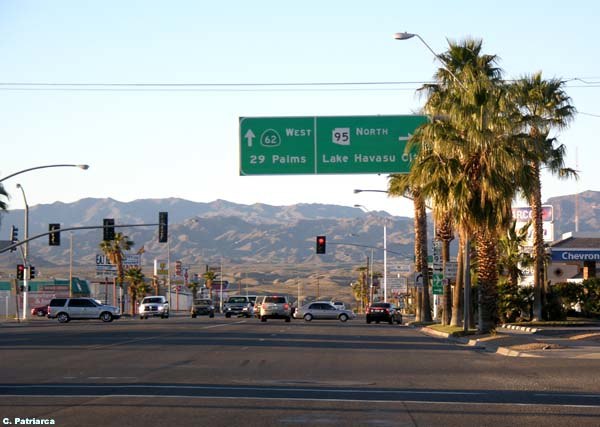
[509, 72, 576, 320]
[203, 270, 218, 300]
[498, 220, 533, 289]
[388, 174, 432, 322]
[409, 38, 522, 332]
[0, 183, 8, 212]
[124, 267, 147, 315]
[99, 232, 134, 313]
[352, 266, 369, 313]
[187, 276, 201, 299]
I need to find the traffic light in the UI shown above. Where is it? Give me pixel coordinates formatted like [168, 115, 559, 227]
[49, 223, 61, 246]
[16, 264, 25, 280]
[316, 235, 326, 254]
[103, 218, 115, 241]
[158, 212, 168, 243]
[9, 225, 18, 252]
[29, 265, 36, 280]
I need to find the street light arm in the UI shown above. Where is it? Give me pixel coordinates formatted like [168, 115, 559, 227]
[354, 189, 388, 194]
[16, 184, 28, 207]
[394, 32, 467, 91]
[0, 164, 89, 183]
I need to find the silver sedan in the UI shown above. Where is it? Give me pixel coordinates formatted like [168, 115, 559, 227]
[294, 301, 356, 322]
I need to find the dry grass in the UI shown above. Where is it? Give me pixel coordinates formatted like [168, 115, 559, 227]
[509, 343, 566, 351]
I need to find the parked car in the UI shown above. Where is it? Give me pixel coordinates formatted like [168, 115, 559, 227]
[223, 295, 254, 318]
[138, 296, 170, 319]
[257, 295, 292, 322]
[31, 304, 49, 317]
[191, 299, 215, 318]
[294, 301, 355, 322]
[366, 302, 402, 325]
[47, 298, 121, 323]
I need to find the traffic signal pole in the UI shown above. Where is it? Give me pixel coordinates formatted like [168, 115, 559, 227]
[0, 223, 163, 255]
[2, 222, 166, 320]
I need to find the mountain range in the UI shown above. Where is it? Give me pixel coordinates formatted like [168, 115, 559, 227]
[0, 191, 598, 272]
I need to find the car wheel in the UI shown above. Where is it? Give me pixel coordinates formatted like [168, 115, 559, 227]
[100, 312, 113, 322]
[339, 314, 348, 322]
[285, 317, 291, 322]
[225, 313, 231, 318]
[57, 313, 70, 323]
[191, 313, 197, 318]
[161, 313, 169, 319]
[261, 316, 267, 322]
[37, 311, 45, 317]
[376, 321, 380, 324]
[303, 313, 313, 322]
[209, 312, 215, 318]
[366, 319, 372, 324]
[140, 315, 145, 320]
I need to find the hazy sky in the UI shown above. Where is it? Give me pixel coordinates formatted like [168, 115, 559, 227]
[1, 1, 598, 217]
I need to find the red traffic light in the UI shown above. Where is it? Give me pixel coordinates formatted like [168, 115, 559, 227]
[316, 235, 326, 254]
[16, 264, 25, 280]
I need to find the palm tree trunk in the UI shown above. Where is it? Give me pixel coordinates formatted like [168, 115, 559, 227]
[437, 212, 453, 325]
[529, 161, 544, 321]
[476, 229, 499, 333]
[414, 191, 432, 322]
[451, 230, 465, 326]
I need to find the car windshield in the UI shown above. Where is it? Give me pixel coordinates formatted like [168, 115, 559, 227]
[228, 297, 247, 303]
[194, 300, 211, 306]
[144, 298, 164, 304]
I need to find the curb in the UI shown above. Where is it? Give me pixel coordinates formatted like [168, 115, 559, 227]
[417, 326, 541, 358]
[500, 324, 540, 333]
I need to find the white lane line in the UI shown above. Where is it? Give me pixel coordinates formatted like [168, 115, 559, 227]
[202, 320, 246, 329]
[85, 320, 246, 349]
[2, 395, 600, 409]
[3, 384, 482, 395]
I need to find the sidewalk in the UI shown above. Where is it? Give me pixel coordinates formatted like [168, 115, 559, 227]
[419, 324, 600, 359]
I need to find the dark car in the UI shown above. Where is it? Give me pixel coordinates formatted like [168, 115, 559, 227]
[31, 305, 49, 317]
[366, 302, 402, 325]
[191, 299, 215, 318]
[223, 295, 254, 318]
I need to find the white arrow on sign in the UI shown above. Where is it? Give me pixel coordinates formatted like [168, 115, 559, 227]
[245, 129, 256, 147]
[398, 133, 412, 142]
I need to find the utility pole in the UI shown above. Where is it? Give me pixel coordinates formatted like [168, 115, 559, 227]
[17, 184, 29, 320]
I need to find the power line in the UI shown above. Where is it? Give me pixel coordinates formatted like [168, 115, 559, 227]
[1, 74, 599, 89]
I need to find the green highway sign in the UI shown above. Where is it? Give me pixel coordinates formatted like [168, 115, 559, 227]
[239, 115, 428, 175]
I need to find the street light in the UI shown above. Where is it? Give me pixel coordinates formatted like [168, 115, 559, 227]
[16, 184, 29, 320]
[393, 32, 466, 91]
[0, 164, 89, 183]
[354, 204, 388, 303]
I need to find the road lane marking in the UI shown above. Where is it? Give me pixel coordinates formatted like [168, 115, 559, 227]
[84, 320, 247, 349]
[1, 394, 600, 409]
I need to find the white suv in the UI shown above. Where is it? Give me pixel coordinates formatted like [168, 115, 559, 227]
[138, 296, 170, 319]
[258, 295, 292, 322]
[47, 298, 120, 323]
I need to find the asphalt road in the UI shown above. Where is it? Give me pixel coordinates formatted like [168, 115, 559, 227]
[1, 315, 600, 426]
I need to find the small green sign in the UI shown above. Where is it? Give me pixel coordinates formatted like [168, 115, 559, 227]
[432, 273, 444, 295]
[239, 115, 428, 175]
